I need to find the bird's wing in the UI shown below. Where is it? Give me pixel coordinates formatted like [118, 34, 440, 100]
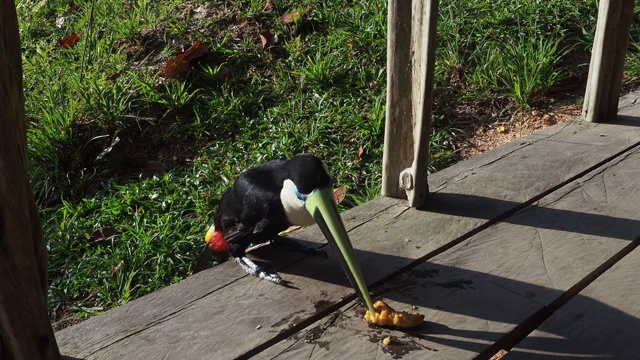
[218, 161, 286, 244]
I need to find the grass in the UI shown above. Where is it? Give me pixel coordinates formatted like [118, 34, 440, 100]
[15, 0, 640, 328]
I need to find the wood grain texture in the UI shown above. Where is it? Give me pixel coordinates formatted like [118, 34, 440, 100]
[264, 145, 640, 360]
[582, 0, 634, 122]
[382, 0, 438, 206]
[508, 246, 640, 359]
[0, 0, 60, 358]
[55, 197, 402, 358]
[405, 0, 437, 207]
[57, 91, 640, 359]
[382, 0, 415, 199]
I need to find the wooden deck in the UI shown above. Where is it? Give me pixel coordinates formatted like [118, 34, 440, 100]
[56, 91, 640, 360]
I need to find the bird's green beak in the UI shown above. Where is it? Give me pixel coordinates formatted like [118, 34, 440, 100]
[305, 187, 375, 315]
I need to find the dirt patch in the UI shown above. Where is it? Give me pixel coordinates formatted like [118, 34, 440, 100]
[451, 74, 640, 161]
[453, 97, 582, 159]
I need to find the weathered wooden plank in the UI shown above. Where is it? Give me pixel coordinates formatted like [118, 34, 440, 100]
[405, 0, 437, 207]
[65, 203, 413, 360]
[382, 0, 438, 206]
[56, 92, 640, 359]
[382, 0, 413, 200]
[430, 120, 639, 197]
[75, 129, 640, 359]
[582, 0, 634, 122]
[262, 263, 544, 360]
[55, 196, 401, 358]
[508, 245, 640, 359]
[263, 146, 640, 360]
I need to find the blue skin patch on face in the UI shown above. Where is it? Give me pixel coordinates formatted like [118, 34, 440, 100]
[294, 185, 307, 201]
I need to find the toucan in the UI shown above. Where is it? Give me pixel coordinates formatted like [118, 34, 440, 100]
[194, 154, 375, 314]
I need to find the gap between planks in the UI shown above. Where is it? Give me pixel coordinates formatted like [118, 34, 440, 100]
[238, 141, 640, 359]
[371, 140, 640, 293]
[260, 140, 640, 360]
[55, 101, 640, 359]
[477, 236, 640, 360]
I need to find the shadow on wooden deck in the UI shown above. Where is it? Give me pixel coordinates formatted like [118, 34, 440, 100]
[57, 92, 640, 359]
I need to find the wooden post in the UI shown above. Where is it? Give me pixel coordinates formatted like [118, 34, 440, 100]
[0, 0, 61, 358]
[382, 0, 438, 207]
[582, 0, 634, 122]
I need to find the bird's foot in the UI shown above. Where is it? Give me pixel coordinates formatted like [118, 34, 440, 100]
[274, 235, 328, 258]
[236, 256, 284, 285]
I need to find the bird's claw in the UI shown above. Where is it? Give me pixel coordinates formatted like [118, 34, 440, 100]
[236, 256, 283, 285]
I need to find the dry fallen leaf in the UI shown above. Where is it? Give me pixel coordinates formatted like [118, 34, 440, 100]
[111, 260, 124, 277]
[496, 125, 506, 134]
[88, 226, 118, 245]
[279, 6, 313, 25]
[56, 33, 81, 48]
[95, 136, 120, 161]
[264, 0, 274, 12]
[347, 39, 356, 59]
[333, 185, 346, 204]
[259, 30, 278, 50]
[165, 41, 209, 79]
[357, 145, 365, 158]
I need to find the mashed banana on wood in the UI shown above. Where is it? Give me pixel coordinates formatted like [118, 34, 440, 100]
[364, 300, 424, 328]
[382, 336, 392, 346]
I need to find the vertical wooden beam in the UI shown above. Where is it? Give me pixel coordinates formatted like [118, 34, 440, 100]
[382, 0, 438, 207]
[582, 0, 634, 122]
[0, 0, 61, 358]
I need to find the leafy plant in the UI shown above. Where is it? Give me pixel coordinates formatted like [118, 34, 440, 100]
[83, 77, 137, 128]
[132, 72, 199, 111]
[497, 30, 571, 111]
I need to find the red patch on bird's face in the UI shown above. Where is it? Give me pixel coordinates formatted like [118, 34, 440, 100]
[207, 230, 230, 253]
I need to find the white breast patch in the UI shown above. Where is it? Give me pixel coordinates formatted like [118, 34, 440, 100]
[280, 179, 315, 226]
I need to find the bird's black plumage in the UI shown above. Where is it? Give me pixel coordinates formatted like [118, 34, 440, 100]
[195, 154, 332, 274]
[194, 154, 375, 313]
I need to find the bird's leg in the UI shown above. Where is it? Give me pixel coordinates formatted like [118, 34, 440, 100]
[235, 256, 283, 284]
[272, 235, 327, 258]
[229, 242, 285, 284]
